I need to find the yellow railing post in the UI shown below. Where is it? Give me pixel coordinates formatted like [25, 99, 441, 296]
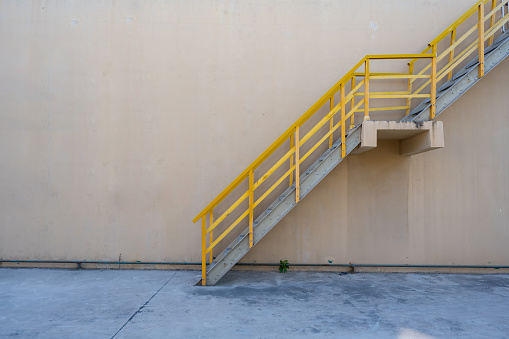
[329, 97, 334, 148]
[295, 126, 300, 203]
[340, 83, 346, 158]
[350, 77, 355, 129]
[448, 29, 456, 81]
[249, 169, 254, 248]
[364, 59, 370, 121]
[201, 216, 206, 286]
[406, 64, 413, 116]
[209, 211, 213, 264]
[489, 0, 496, 46]
[431, 44, 437, 120]
[479, 2, 485, 77]
[289, 134, 294, 187]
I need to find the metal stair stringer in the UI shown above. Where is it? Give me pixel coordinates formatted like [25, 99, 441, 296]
[203, 125, 362, 285]
[401, 30, 509, 123]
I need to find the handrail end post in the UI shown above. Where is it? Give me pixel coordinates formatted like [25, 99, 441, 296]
[201, 216, 207, 286]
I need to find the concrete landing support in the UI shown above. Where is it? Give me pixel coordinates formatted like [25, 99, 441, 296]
[352, 120, 444, 156]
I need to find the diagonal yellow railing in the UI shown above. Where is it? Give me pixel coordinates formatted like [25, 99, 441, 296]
[193, 0, 509, 286]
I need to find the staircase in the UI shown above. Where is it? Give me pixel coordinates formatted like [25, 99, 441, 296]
[193, 0, 509, 286]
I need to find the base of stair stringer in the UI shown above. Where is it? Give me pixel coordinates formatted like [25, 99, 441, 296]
[200, 126, 362, 285]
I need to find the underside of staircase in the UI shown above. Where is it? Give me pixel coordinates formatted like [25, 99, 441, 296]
[194, 2, 509, 286]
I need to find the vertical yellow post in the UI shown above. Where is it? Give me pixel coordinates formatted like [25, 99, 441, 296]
[209, 211, 213, 264]
[364, 59, 370, 121]
[328, 97, 334, 148]
[489, 0, 496, 46]
[248, 169, 254, 248]
[289, 134, 294, 187]
[295, 126, 300, 203]
[431, 44, 437, 120]
[406, 64, 413, 116]
[350, 77, 355, 129]
[201, 216, 206, 286]
[340, 83, 346, 158]
[479, 3, 485, 78]
[448, 29, 456, 81]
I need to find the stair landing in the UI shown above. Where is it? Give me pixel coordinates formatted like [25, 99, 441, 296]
[352, 120, 444, 156]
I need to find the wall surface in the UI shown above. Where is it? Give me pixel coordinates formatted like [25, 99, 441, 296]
[1, 0, 507, 265]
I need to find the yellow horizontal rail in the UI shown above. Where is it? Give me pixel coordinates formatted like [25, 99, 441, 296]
[367, 54, 434, 59]
[355, 91, 410, 96]
[370, 75, 431, 80]
[353, 72, 407, 77]
[370, 94, 430, 99]
[359, 106, 410, 112]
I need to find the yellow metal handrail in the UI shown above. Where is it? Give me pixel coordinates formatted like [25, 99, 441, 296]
[193, 0, 509, 285]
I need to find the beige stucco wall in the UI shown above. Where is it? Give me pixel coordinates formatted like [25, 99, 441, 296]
[1, 0, 507, 266]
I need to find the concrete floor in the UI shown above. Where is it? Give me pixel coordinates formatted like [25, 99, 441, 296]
[1, 269, 508, 338]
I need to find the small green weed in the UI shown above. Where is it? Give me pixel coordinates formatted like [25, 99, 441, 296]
[279, 259, 289, 273]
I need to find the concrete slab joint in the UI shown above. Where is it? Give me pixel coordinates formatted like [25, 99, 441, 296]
[353, 120, 444, 156]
